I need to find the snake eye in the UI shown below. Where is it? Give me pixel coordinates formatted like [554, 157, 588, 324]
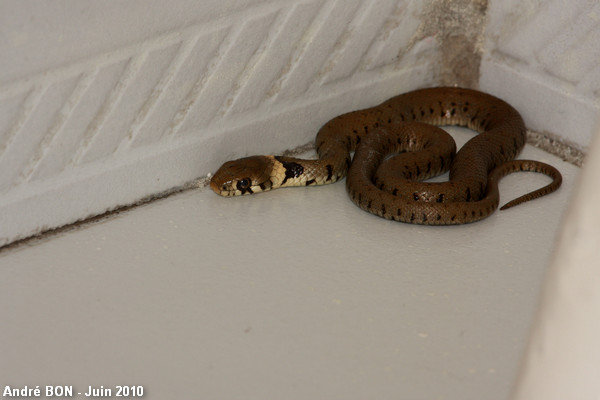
[236, 178, 251, 190]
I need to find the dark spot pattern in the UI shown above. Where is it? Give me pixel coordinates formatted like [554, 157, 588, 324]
[219, 87, 557, 226]
[275, 156, 305, 185]
[326, 164, 333, 181]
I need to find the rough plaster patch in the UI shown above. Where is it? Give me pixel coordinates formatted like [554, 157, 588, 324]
[412, 0, 488, 87]
[527, 130, 586, 167]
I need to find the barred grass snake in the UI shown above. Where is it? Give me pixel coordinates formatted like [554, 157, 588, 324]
[210, 87, 562, 225]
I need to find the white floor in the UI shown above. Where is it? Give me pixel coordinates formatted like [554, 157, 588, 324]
[0, 127, 578, 400]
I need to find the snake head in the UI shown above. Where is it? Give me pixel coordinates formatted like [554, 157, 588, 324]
[210, 156, 275, 196]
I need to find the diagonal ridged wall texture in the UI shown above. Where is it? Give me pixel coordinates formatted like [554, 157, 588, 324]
[0, 0, 596, 246]
[481, 0, 600, 153]
[0, 0, 440, 245]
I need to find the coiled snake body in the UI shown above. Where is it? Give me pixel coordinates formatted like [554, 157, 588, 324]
[210, 87, 561, 225]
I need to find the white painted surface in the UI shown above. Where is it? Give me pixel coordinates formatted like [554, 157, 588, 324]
[0, 1, 596, 398]
[481, 0, 600, 148]
[511, 128, 600, 400]
[0, 0, 436, 246]
[0, 128, 578, 400]
[1, 0, 596, 245]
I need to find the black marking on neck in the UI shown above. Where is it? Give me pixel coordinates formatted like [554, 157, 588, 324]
[306, 178, 316, 186]
[241, 187, 254, 195]
[325, 164, 333, 181]
[275, 156, 305, 185]
[259, 182, 267, 191]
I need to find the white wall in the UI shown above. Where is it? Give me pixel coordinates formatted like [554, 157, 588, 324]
[1, 0, 597, 246]
[511, 125, 600, 400]
[0, 0, 439, 245]
[481, 0, 600, 148]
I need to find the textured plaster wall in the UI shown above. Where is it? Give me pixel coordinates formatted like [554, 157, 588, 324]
[481, 0, 600, 151]
[418, 0, 488, 88]
[0, 0, 439, 246]
[0, 0, 597, 245]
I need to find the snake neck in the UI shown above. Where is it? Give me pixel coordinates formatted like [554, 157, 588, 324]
[271, 150, 350, 189]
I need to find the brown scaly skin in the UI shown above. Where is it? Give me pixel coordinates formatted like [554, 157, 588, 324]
[210, 87, 562, 225]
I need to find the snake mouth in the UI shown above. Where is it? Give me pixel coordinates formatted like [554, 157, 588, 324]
[209, 181, 265, 197]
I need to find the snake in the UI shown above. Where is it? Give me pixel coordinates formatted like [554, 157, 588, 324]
[209, 87, 562, 225]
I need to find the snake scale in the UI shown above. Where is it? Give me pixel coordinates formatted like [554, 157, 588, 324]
[210, 87, 562, 225]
